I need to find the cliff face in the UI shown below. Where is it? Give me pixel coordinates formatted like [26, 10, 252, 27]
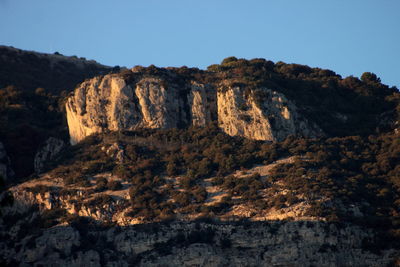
[217, 86, 322, 141]
[0, 198, 397, 267]
[66, 75, 138, 145]
[66, 72, 322, 144]
[2, 183, 398, 266]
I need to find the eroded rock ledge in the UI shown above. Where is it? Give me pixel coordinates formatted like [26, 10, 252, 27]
[66, 72, 322, 144]
[0, 198, 397, 267]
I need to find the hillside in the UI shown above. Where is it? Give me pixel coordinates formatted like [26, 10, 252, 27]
[0, 46, 110, 93]
[66, 58, 399, 144]
[0, 48, 400, 266]
[0, 46, 111, 179]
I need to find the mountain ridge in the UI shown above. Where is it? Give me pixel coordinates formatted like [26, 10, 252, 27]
[1, 47, 400, 266]
[64, 56, 399, 146]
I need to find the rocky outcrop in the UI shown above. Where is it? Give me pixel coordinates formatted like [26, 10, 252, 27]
[0, 141, 14, 181]
[34, 137, 65, 173]
[2, 158, 399, 266]
[9, 185, 124, 223]
[3, 184, 398, 266]
[101, 142, 125, 164]
[66, 72, 323, 144]
[66, 75, 133, 144]
[217, 87, 322, 141]
[189, 82, 217, 126]
[0, 204, 397, 267]
[134, 77, 188, 129]
[66, 75, 197, 144]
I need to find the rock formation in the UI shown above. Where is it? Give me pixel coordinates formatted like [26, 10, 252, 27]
[0, 197, 397, 267]
[217, 86, 322, 141]
[66, 72, 322, 144]
[2, 47, 400, 267]
[34, 137, 65, 174]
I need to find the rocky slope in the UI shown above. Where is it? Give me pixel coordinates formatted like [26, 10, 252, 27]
[2, 140, 399, 265]
[0, 210, 397, 267]
[66, 72, 322, 144]
[4, 156, 321, 225]
[1, 50, 400, 266]
[1, 178, 399, 266]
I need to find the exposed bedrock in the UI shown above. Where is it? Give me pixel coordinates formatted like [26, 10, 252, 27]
[66, 73, 322, 144]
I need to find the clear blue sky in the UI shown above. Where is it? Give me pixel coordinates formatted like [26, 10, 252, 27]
[1, 0, 399, 87]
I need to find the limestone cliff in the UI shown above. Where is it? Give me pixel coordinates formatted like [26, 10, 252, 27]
[66, 71, 322, 144]
[217, 86, 322, 141]
[0, 198, 397, 267]
[189, 81, 217, 127]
